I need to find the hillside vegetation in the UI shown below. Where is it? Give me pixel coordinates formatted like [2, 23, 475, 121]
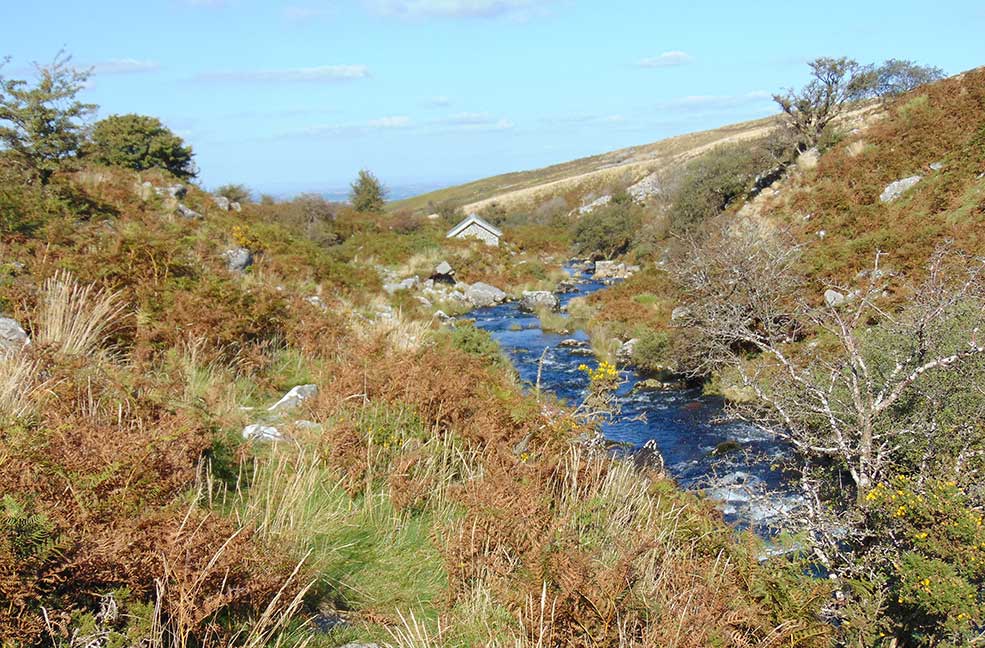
[2, 52, 983, 648]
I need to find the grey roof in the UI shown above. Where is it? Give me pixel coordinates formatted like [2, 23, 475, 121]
[446, 213, 503, 239]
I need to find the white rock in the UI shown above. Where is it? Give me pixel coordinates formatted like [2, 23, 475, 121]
[222, 247, 253, 272]
[0, 317, 29, 356]
[268, 384, 318, 413]
[213, 195, 231, 211]
[879, 175, 922, 203]
[176, 203, 202, 220]
[466, 282, 507, 307]
[577, 194, 612, 215]
[243, 424, 282, 441]
[824, 289, 846, 307]
[627, 172, 661, 202]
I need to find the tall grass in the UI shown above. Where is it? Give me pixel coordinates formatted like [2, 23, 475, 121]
[0, 354, 39, 420]
[36, 270, 128, 356]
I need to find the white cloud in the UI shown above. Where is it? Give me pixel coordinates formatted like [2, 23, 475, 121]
[368, 0, 554, 19]
[637, 51, 693, 68]
[366, 115, 412, 128]
[195, 65, 370, 83]
[430, 112, 514, 131]
[91, 59, 160, 75]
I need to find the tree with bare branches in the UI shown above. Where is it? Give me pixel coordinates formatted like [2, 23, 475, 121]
[672, 221, 985, 641]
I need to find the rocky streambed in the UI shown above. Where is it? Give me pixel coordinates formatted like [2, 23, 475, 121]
[466, 264, 802, 534]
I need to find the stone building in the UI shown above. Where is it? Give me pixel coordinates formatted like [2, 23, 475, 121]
[445, 213, 502, 247]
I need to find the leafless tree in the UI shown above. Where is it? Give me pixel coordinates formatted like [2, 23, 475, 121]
[672, 221, 985, 568]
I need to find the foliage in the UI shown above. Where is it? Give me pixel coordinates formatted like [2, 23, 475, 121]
[214, 183, 251, 204]
[668, 142, 774, 231]
[0, 51, 95, 183]
[350, 168, 387, 213]
[87, 114, 195, 179]
[571, 193, 642, 258]
[630, 328, 671, 374]
[872, 59, 946, 98]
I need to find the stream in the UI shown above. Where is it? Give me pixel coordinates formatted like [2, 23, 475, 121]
[466, 265, 802, 535]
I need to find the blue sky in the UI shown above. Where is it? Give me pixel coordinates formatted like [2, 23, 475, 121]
[5, 1, 984, 198]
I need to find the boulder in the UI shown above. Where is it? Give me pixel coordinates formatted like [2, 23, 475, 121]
[230, 201, 242, 212]
[176, 203, 202, 220]
[0, 317, 29, 356]
[593, 261, 639, 280]
[153, 184, 187, 200]
[268, 384, 318, 413]
[929, 161, 944, 171]
[466, 282, 507, 308]
[415, 295, 433, 308]
[519, 290, 559, 313]
[556, 279, 579, 293]
[243, 424, 282, 441]
[670, 306, 690, 323]
[223, 247, 253, 272]
[879, 175, 922, 203]
[824, 289, 846, 307]
[617, 338, 639, 362]
[434, 261, 454, 278]
[383, 276, 419, 294]
[433, 310, 452, 322]
[213, 195, 231, 211]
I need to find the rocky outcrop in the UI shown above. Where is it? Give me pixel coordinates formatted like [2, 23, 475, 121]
[0, 317, 29, 356]
[880, 175, 922, 202]
[466, 282, 507, 307]
[223, 247, 253, 272]
[213, 195, 231, 211]
[578, 194, 612, 215]
[242, 424, 282, 441]
[593, 261, 639, 280]
[627, 172, 661, 203]
[519, 290, 559, 313]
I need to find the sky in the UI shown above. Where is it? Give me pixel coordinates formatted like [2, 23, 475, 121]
[4, 1, 984, 198]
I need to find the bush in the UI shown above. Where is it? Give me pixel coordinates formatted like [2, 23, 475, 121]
[668, 142, 773, 231]
[214, 183, 251, 204]
[572, 194, 642, 258]
[87, 113, 195, 179]
[630, 329, 671, 374]
[350, 169, 386, 213]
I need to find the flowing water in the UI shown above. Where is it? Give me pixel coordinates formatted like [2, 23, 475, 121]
[467, 265, 801, 534]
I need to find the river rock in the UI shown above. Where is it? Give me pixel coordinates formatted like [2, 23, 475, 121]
[879, 175, 922, 202]
[223, 247, 253, 272]
[519, 290, 559, 313]
[593, 261, 639, 280]
[0, 317, 29, 356]
[617, 338, 638, 362]
[268, 384, 318, 413]
[466, 282, 507, 307]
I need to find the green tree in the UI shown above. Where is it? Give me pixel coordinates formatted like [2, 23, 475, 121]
[773, 57, 875, 151]
[572, 193, 642, 259]
[88, 113, 195, 179]
[872, 58, 945, 98]
[0, 51, 95, 183]
[349, 169, 386, 213]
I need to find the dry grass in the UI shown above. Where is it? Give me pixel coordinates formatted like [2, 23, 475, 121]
[36, 270, 129, 357]
[0, 354, 40, 420]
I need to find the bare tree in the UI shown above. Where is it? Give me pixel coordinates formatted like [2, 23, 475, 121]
[672, 222, 985, 566]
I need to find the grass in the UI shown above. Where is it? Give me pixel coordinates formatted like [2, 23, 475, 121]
[36, 269, 129, 357]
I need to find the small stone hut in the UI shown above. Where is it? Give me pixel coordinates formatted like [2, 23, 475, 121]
[446, 213, 502, 247]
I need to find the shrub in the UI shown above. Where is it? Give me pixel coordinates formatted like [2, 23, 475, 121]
[0, 51, 95, 183]
[214, 183, 251, 204]
[630, 329, 671, 374]
[668, 142, 773, 232]
[350, 169, 386, 213]
[572, 195, 642, 258]
[87, 114, 195, 179]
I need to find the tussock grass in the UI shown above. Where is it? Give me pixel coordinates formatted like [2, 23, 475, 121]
[0, 354, 40, 420]
[37, 270, 128, 357]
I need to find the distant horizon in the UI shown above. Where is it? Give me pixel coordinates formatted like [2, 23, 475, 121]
[6, 1, 984, 194]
